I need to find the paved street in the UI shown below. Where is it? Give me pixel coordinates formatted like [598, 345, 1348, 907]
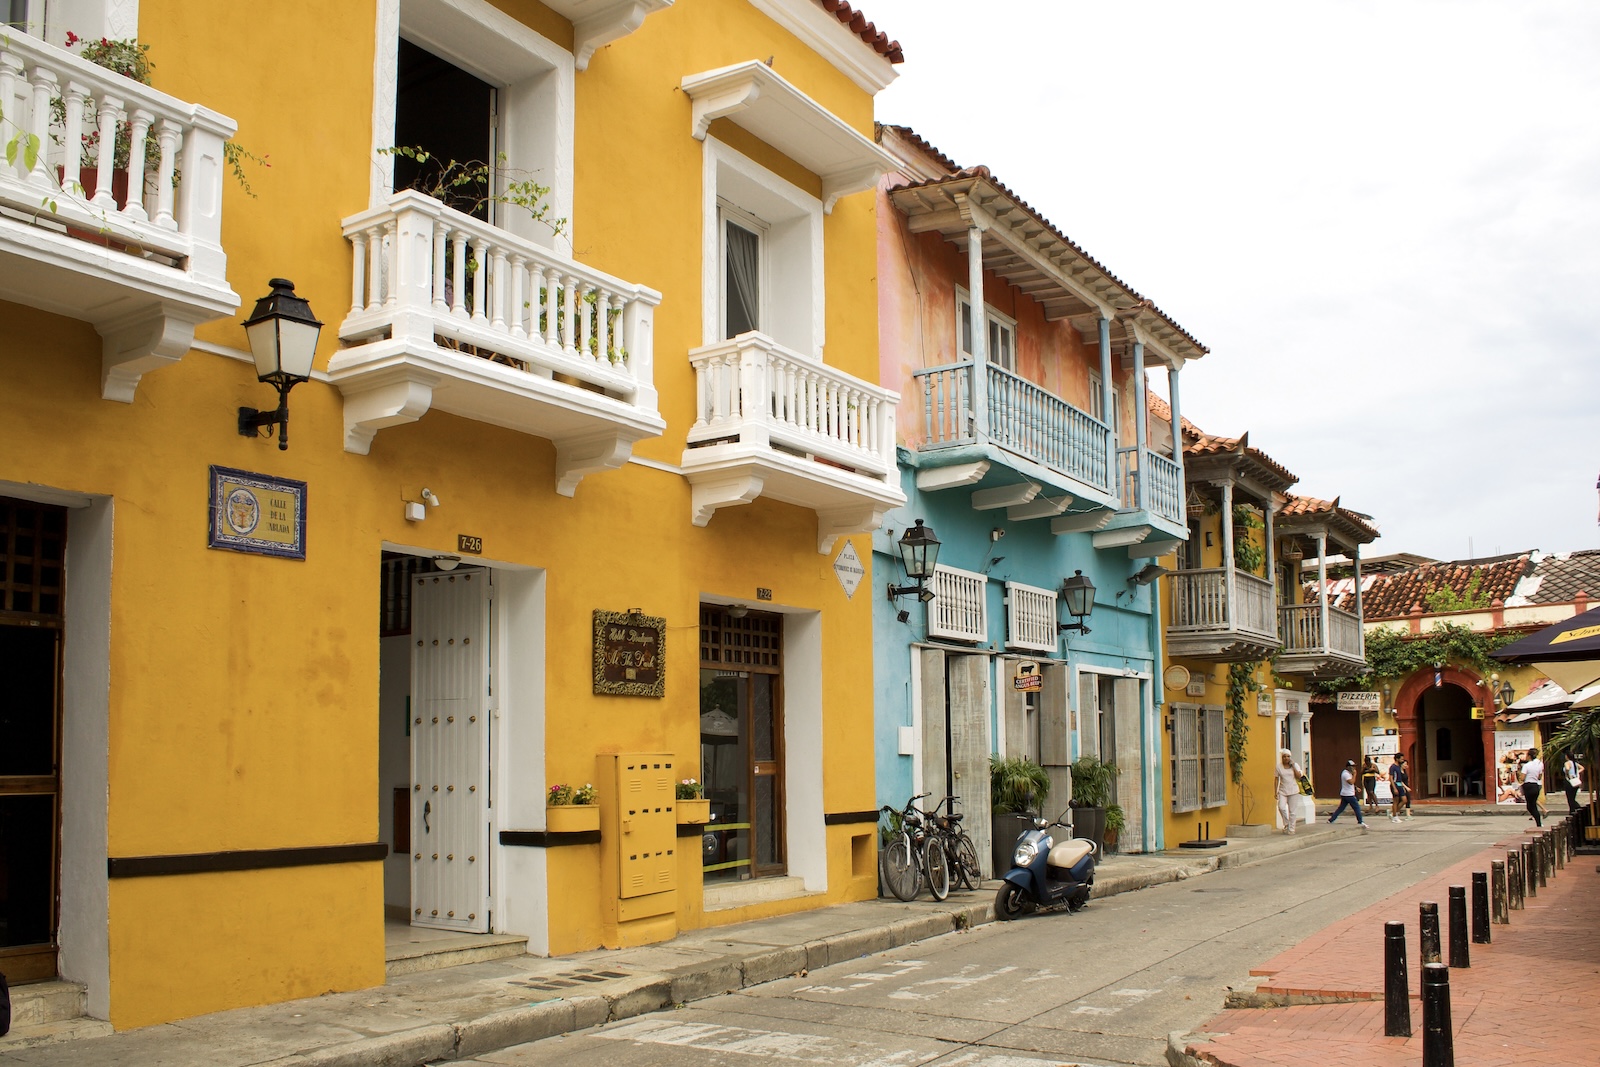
[466, 814, 1531, 1067]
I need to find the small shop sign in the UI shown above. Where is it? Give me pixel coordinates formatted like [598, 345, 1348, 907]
[1013, 661, 1042, 691]
[832, 541, 864, 598]
[593, 609, 665, 697]
[207, 465, 306, 560]
[1336, 691, 1382, 712]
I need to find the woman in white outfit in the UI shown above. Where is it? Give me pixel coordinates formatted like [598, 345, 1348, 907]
[1274, 749, 1304, 835]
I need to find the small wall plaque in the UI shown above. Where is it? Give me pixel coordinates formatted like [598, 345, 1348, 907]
[593, 609, 665, 697]
[208, 465, 306, 560]
[457, 534, 483, 554]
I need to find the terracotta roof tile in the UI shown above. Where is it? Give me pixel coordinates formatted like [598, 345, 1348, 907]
[814, 0, 903, 63]
[1184, 431, 1297, 487]
[1346, 554, 1531, 618]
[1146, 393, 1203, 439]
[1278, 493, 1380, 545]
[876, 123, 961, 175]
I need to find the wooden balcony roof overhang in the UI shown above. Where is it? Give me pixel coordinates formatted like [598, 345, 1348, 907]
[1183, 431, 1297, 507]
[887, 171, 1207, 368]
[1278, 494, 1380, 553]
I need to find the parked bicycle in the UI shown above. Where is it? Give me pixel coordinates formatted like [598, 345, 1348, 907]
[878, 792, 948, 901]
[928, 795, 982, 896]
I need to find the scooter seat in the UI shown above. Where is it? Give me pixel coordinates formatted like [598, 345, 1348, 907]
[1047, 838, 1094, 868]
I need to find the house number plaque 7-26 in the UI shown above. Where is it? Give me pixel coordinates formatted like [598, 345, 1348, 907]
[457, 534, 483, 554]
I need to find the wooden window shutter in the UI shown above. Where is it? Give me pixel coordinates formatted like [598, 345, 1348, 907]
[1202, 704, 1228, 808]
[1172, 703, 1201, 813]
[1077, 671, 1098, 761]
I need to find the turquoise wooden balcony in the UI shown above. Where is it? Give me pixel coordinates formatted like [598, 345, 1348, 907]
[911, 361, 1113, 502]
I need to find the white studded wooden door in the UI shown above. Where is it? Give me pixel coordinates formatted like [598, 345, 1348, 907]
[410, 569, 491, 932]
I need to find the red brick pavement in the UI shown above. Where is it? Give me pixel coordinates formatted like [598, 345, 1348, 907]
[1182, 826, 1600, 1067]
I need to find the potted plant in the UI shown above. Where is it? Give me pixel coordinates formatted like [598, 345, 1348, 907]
[1102, 803, 1126, 854]
[546, 781, 598, 833]
[990, 754, 1049, 875]
[1068, 754, 1117, 851]
[676, 777, 710, 824]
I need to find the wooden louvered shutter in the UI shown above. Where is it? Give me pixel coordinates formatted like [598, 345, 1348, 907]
[1202, 704, 1228, 808]
[1173, 704, 1201, 813]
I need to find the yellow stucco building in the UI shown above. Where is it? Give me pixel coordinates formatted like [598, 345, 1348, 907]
[1150, 404, 1378, 846]
[0, 0, 907, 1029]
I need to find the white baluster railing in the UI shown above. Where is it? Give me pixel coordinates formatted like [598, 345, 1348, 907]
[687, 333, 897, 478]
[339, 190, 660, 403]
[0, 31, 232, 272]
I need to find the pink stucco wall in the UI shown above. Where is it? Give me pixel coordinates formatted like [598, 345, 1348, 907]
[875, 174, 1139, 453]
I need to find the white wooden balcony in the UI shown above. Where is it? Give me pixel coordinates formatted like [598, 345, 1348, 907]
[1277, 602, 1365, 677]
[912, 361, 1113, 503]
[1117, 447, 1184, 527]
[0, 32, 237, 401]
[330, 190, 663, 494]
[682, 332, 904, 552]
[1166, 569, 1282, 662]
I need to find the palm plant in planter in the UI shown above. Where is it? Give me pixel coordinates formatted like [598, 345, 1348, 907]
[1103, 803, 1127, 853]
[1068, 754, 1117, 851]
[990, 754, 1049, 875]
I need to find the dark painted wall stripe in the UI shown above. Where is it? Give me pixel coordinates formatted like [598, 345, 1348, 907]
[108, 842, 388, 878]
[823, 810, 881, 826]
[499, 829, 601, 848]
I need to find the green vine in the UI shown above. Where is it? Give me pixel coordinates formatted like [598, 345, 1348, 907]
[1232, 505, 1265, 575]
[1423, 573, 1489, 613]
[1307, 622, 1518, 696]
[1226, 661, 1264, 784]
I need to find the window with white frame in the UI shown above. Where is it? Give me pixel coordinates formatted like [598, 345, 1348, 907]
[719, 203, 766, 339]
[927, 564, 987, 643]
[1005, 581, 1058, 652]
[377, 0, 574, 250]
[1088, 373, 1121, 439]
[1171, 703, 1227, 812]
[957, 288, 1015, 372]
[701, 139, 824, 357]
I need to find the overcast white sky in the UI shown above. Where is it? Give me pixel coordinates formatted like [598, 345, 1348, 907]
[864, 0, 1600, 562]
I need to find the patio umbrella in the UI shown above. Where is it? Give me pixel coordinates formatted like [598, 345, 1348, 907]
[1491, 607, 1600, 692]
[1505, 681, 1600, 713]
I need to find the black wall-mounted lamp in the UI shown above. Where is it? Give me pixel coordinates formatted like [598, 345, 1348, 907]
[238, 278, 322, 451]
[1058, 570, 1096, 635]
[887, 519, 941, 605]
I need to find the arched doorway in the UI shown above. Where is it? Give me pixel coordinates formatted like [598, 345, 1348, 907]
[1395, 668, 1493, 799]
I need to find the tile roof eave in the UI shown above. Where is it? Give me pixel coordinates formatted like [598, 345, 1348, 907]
[814, 0, 904, 63]
[889, 171, 1207, 358]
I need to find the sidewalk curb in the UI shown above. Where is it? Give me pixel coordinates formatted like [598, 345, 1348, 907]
[1166, 1030, 1211, 1067]
[37, 833, 1350, 1067]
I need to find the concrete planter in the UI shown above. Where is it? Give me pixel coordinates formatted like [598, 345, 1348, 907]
[546, 804, 598, 834]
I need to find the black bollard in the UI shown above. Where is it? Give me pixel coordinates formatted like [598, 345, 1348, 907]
[1384, 920, 1412, 1037]
[1537, 835, 1549, 887]
[1419, 900, 1441, 965]
[1472, 871, 1491, 943]
[1556, 823, 1567, 869]
[1490, 860, 1508, 924]
[1448, 886, 1469, 967]
[1422, 962, 1455, 1067]
[1507, 851, 1523, 910]
[1522, 843, 1537, 898]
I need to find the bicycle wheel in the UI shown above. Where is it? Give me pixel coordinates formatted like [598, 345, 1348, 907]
[880, 835, 921, 901]
[923, 836, 950, 901]
[953, 832, 982, 890]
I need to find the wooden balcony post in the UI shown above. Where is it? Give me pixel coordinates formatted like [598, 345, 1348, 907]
[1133, 339, 1148, 511]
[1353, 541, 1365, 657]
[1316, 533, 1330, 652]
[1222, 480, 1236, 628]
[967, 225, 989, 439]
[1168, 362, 1185, 517]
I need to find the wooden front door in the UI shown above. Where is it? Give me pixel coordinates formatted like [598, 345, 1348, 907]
[0, 497, 66, 983]
[699, 607, 785, 882]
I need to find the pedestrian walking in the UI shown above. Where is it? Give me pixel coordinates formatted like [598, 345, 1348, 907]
[1328, 758, 1370, 831]
[1561, 753, 1583, 814]
[1361, 755, 1379, 807]
[1400, 757, 1414, 817]
[1388, 754, 1409, 823]
[1521, 748, 1545, 827]
[1274, 749, 1304, 835]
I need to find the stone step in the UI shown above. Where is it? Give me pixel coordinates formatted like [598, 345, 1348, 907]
[384, 932, 529, 977]
[0, 1016, 114, 1050]
[7, 980, 87, 1027]
[704, 875, 814, 912]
